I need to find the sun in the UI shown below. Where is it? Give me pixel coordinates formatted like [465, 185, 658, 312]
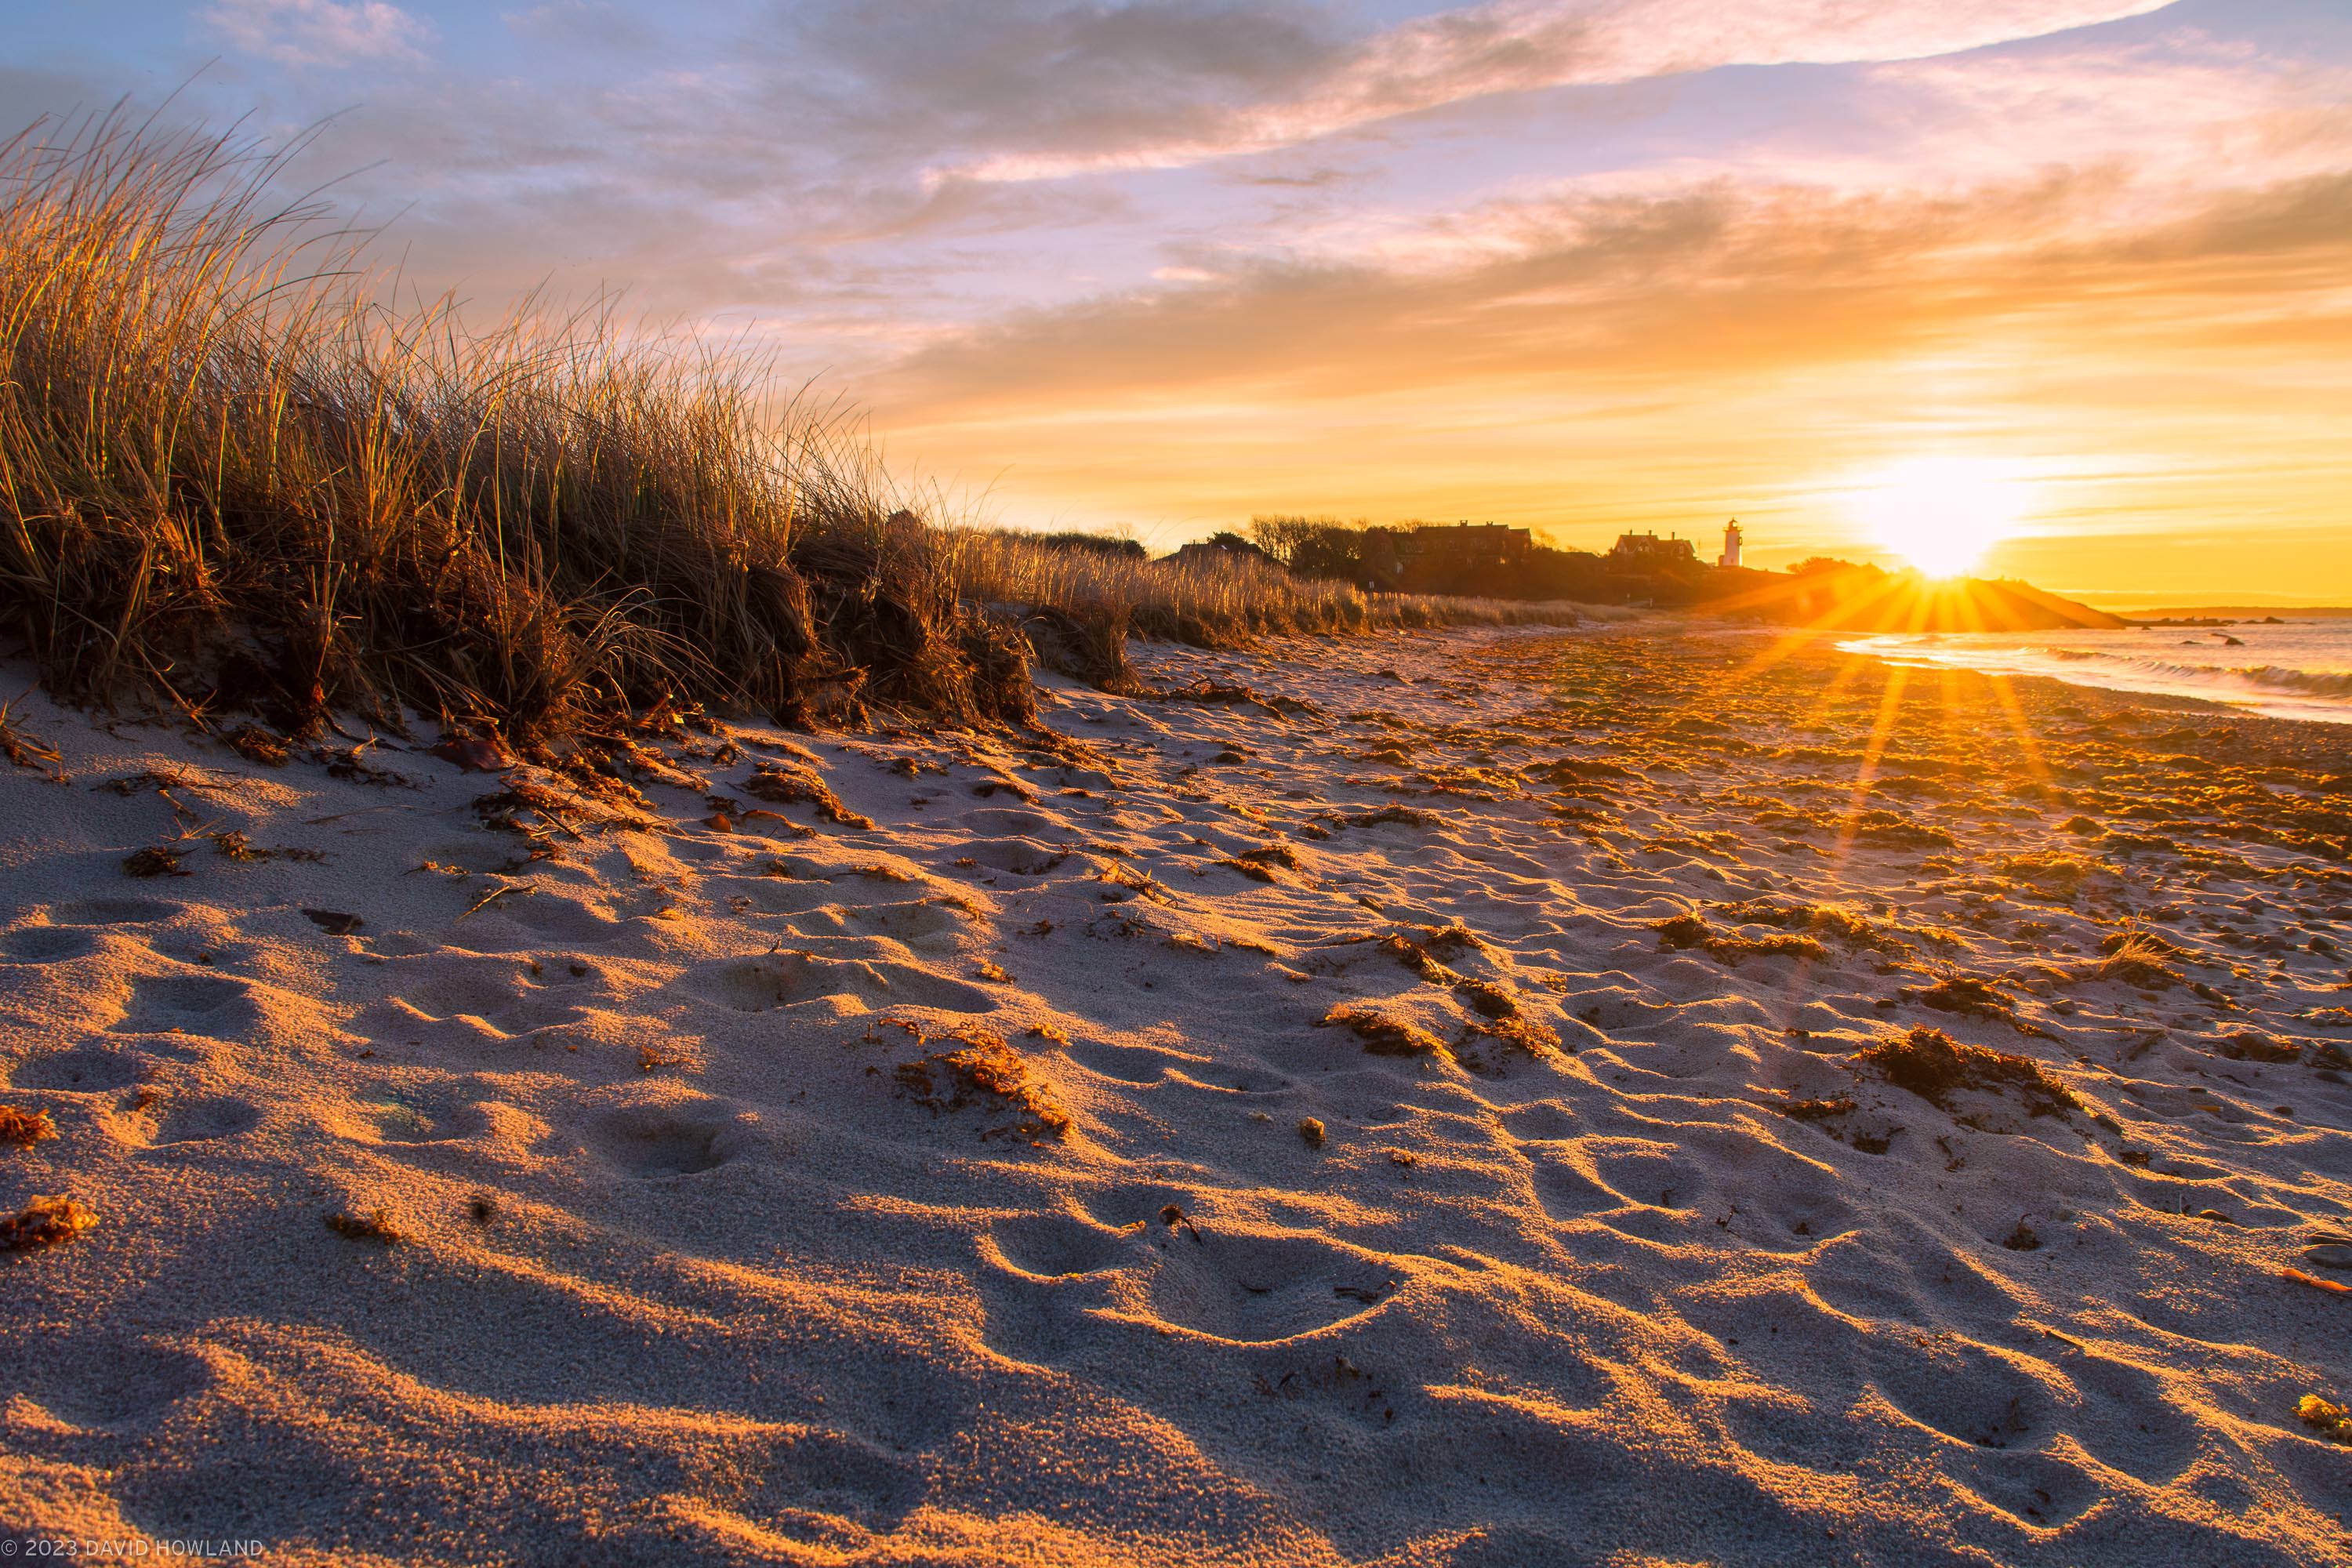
[1845, 457, 2036, 579]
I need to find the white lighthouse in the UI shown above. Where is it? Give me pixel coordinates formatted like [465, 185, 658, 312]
[1719, 519, 1744, 568]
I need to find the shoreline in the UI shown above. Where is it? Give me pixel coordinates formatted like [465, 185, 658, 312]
[4, 621, 2351, 1566]
[1835, 622, 2352, 731]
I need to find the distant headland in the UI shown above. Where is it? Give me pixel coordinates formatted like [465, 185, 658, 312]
[1127, 517, 2128, 634]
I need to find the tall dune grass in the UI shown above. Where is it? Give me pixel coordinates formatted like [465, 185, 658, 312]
[0, 109, 1573, 737]
[0, 110, 1029, 737]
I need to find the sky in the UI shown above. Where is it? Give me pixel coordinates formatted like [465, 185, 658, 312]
[7, 0, 2350, 604]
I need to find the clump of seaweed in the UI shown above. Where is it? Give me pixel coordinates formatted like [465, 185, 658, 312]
[1335, 805, 1437, 831]
[1997, 851, 2099, 896]
[894, 1027, 1073, 1142]
[1, 1195, 97, 1251]
[1853, 1026, 2084, 1121]
[325, 1208, 412, 1244]
[1654, 913, 1827, 966]
[209, 830, 268, 862]
[1220, 843, 1305, 883]
[1451, 977, 1562, 1058]
[1319, 1004, 1447, 1058]
[2082, 932, 2184, 991]
[122, 845, 187, 878]
[1379, 932, 1457, 984]
[1457, 1012, 1563, 1061]
[742, 761, 874, 829]
[1716, 899, 1908, 953]
[0, 1106, 59, 1148]
[1093, 858, 1174, 903]
[1907, 975, 2054, 1039]
[2299, 1394, 2352, 1445]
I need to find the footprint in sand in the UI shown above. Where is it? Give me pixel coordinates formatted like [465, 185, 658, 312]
[1065, 1040, 1192, 1085]
[115, 972, 262, 1040]
[592, 1105, 742, 1178]
[394, 956, 539, 1018]
[12, 1045, 144, 1093]
[49, 896, 184, 927]
[694, 1427, 925, 1547]
[362, 1091, 488, 1145]
[804, 898, 969, 946]
[20, 1339, 214, 1432]
[960, 837, 1074, 877]
[1141, 1229, 1396, 1344]
[986, 1212, 1130, 1279]
[1502, 1101, 1578, 1142]
[1871, 1337, 2053, 1453]
[146, 1094, 263, 1147]
[353, 954, 583, 1044]
[0, 925, 100, 961]
[689, 952, 990, 1014]
[1530, 1138, 1703, 1222]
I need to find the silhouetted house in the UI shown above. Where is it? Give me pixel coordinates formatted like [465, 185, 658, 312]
[1357, 521, 1534, 591]
[1719, 520, 1744, 568]
[1167, 532, 1270, 568]
[1609, 530, 1699, 566]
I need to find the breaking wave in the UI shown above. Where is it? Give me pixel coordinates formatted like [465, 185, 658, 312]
[1842, 626, 2352, 724]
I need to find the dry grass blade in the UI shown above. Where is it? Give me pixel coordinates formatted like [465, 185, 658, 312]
[0, 699, 65, 779]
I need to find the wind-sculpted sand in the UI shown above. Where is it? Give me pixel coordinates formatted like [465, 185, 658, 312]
[5, 622, 2352, 1565]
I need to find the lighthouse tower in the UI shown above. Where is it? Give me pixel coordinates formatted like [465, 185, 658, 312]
[1719, 519, 1744, 568]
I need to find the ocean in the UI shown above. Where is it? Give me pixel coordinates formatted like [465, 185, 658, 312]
[1842, 617, 2352, 725]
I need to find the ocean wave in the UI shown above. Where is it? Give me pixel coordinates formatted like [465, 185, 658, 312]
[1842, 633, 2352, 724]
[2024, 655, 2352, 701]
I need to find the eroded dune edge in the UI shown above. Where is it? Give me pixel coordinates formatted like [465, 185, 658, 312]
[5, 622, 2352, 1566]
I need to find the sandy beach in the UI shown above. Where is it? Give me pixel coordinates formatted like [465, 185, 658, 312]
[6, 619, 2352, 1565]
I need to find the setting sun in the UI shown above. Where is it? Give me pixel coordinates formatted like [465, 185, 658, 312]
[1846, 457, 2037, 579]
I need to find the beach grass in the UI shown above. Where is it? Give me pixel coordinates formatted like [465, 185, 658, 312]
[0, 110, 1571, 739]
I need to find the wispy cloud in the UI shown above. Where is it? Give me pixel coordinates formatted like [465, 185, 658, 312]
[876, 167, 2352, 417]
[948, 0, 2187, 180]
[202, 0, 436, 68]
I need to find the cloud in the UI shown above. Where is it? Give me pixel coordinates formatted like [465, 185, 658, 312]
[202, 0, 436, 68]
[938, 0, 2189, 180]
[870, 161, 2352, 423]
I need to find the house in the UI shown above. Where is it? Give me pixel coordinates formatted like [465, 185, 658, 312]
[1354, 521, 1534, 591]
[1401, 521, 1532, 568]
[1609, 530, 1699, 565]
[1167, 532, 1270, 568]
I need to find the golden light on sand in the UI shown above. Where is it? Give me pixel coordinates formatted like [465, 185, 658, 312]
[1844, 457, 2037, 579]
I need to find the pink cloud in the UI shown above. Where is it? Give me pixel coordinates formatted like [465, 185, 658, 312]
[203, 0, 436, 68]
